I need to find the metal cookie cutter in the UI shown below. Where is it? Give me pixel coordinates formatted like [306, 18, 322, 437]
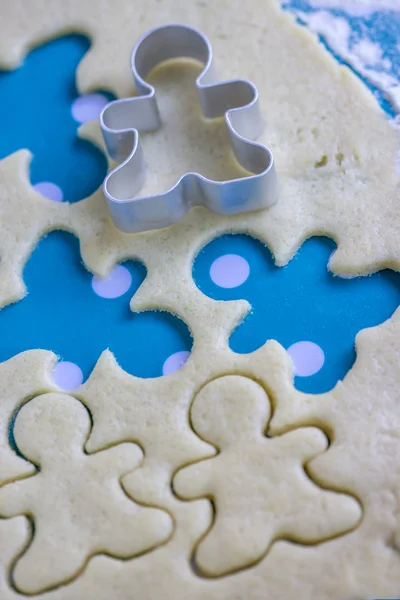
[100, 23, 278, 233]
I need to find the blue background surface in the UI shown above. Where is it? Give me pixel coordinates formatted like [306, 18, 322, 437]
[0, 232, 192, 381]
[0, 5, 399, 393]
[194, 236, 400, 393]
[0, 35, 110, 202]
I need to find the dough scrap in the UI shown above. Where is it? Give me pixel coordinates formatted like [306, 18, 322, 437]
[0, 392, 173, 594]
[174, 375, 362, 576]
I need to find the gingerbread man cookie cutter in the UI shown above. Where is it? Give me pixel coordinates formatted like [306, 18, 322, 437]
[100, 24, 278, 233]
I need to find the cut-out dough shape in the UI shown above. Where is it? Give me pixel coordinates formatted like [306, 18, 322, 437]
[0, 393, 172, 594]
[174, 375, 362, 576]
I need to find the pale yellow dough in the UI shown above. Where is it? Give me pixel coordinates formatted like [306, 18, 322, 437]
[0, 393, 173, 594]
[0, 0, 400, 598]
[174, 376, 362, 576]
[0, 350, 57, 486]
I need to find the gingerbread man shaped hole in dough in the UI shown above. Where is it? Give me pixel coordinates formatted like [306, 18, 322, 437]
[174, 375, 362, 577]
[0, 393, 173, 594]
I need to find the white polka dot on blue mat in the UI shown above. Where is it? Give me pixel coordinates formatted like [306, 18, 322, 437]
[287, 341, 325, 377]
[33, 182, 63, 202]
[71, 93, 109, 123]
[162, 351, 190, 376]
[92, 265, 132, 299]
[210, 254, 250, 288]
[53, 361, 83, 391]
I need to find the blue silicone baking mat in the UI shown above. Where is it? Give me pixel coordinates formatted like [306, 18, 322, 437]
[0, 1, 399, 395]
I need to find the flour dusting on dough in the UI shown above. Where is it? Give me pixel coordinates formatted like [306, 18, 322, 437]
[293, 9, 400, 112]
[307, 0, 400, 16]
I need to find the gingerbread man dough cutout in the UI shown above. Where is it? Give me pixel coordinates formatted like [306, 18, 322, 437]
[0, 393, 172, 594]
[174, 376, 362, 576]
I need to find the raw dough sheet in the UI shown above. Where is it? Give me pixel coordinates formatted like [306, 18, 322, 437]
[1, 0, 400, 598]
